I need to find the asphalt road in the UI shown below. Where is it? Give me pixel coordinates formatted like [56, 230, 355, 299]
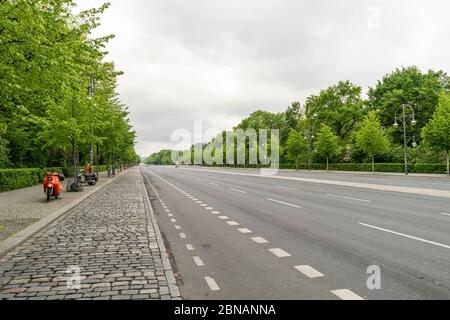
[140, 165, 450, 300]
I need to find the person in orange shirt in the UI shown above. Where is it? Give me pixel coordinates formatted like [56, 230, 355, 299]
[86, 162, 91, 174]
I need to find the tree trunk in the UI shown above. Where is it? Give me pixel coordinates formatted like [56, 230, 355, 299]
[96, 143, 100, 180]
[447, 150, 449, 176]
[326, 157, 329, 172]
[372, 155, 375, 174]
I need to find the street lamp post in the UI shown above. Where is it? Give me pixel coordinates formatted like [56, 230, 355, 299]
[304, 125, 315, 172]
[394, 104, 417, 175]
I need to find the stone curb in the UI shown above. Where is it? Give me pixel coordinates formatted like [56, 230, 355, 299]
[139, 167, 181, 299]
[0, 172, 122, 257]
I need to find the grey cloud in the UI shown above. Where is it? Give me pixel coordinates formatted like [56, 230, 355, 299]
[76, 0, 450, 156]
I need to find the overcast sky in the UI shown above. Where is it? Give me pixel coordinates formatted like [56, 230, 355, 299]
[75, 0, 449, 157]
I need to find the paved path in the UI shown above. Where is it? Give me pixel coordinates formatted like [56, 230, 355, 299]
[0, 168, 180, 300]
[0, 172, 111, 242]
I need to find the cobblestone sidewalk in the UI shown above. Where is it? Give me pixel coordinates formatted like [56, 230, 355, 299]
[0, 172, 111, 242]
[0, 168, 180, 300]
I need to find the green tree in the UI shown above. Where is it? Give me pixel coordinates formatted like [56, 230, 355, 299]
[0, 1, 138, 173]
[305, 81, 365, 142]
[314, 125, 341, 171]
[367, 66, 449, 143]
[286, 129, 307, 170]
[422, 93, 450, 175]
[355, 112, 390, 173]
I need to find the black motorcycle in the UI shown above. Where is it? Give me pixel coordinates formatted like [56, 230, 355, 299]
[83, 170, 98, 186]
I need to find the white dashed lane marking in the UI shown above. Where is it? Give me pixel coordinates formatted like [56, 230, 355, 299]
[168, 213, 173, 217]
[170, 218, 177, 223]
[227, 221, 240, 226]
[266, 198, 301, 209]
[268, 248, 291, 258]
[209, 183, 219, 186]
[238, 228, 252, 234]
[218, 216, 229, 220]
[193, 256, 205, 266]
[359, 222, 450, 249]
[331, 289, 364, 300]
[328, 194, 371, 203]
[179, 233, 186, 239]
[186, 244, 195, 251]
[251, 237, 269, 244]
[174, 225, 182, 230]
[205, 277, 220, 291]
[211, 211, 221, 215]
[230, 188, 247, 194]
[294, 265, 324, 278]
[205, 207, 213, 210]
[440, 212, 450, 216]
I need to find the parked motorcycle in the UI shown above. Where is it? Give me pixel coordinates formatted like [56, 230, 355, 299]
[80, 169, 97, 186]
[43, 172, 64, 201]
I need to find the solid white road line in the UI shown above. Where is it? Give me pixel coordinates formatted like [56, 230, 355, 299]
[218, 216, 229, 220]
[266, 198, 301, 209]
[230, 188, 247, 194]
[331, 289, 364, 300]
[193, 256, 205, 266]
[204, 277, 220, 291]
[186, 244, 195, 251]
[440, 212, 450, 216]
[174, 225, 182, 230]
[359, 222, 450, 249]
[238, 228, 252, 234]
[327, 194, 371, 203]
[227, 221, 240, 226]
[251, 237, 269, 244]
[268, 248, 291, 258]
[179, 233, 186, 239]
[294, 265, 324, 278]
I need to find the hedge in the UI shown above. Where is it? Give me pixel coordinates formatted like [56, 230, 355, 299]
[207, 163, 448, 174]
[0, 168, 43, 192]
[0, 166, 110, 193]
[281, 163, 447, 174]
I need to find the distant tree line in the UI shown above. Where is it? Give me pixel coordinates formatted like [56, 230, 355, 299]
[0, 1, 139, 171]
[146, 66, 450, 174]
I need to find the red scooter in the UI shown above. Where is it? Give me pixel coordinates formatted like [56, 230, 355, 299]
[43, 172, 64, 201]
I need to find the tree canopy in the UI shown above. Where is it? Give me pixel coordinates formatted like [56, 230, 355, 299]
[0, 0, 138, 169]
[314, 125, 341, 170]
[305, 80, 365, 142]
[367, 66, 449, 143]
[422, 93, 450, 174]
[355, 111, 390, 172]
